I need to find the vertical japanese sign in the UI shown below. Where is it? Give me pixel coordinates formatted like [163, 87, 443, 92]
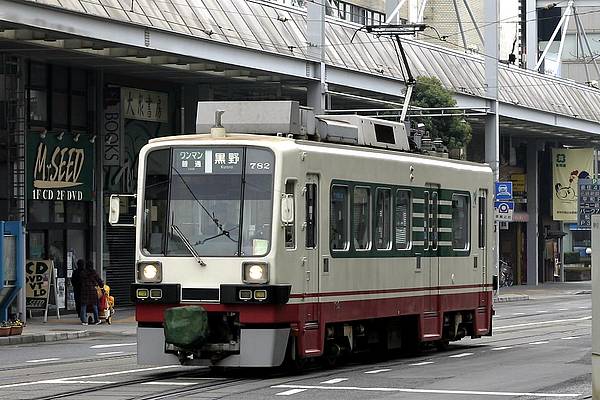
[122, 87, 168, 123]
[25, 260, 53, 310]
[578, 178, 600, 229]
[103, 86, 122, 167]
[552, 148, 593, 221]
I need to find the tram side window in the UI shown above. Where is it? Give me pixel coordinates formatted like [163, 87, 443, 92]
[478, 196, 486, 248]
[143, 149, 170, 255]
[353, 187, 371, 250]
[452, 194, 469, 250]
[424, 191, 430, 250]
[285, 180, 296, 249]
[431, 191, 438, 250]
[305, 183, 317, 248]
[395, 189, 411, 250]
[375, 188, 392, 250]
[330, 186, 349, 250]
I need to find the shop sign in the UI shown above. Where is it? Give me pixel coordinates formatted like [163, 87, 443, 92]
[103, 86, 122, 167]
[27, 131, 94, 201]
[122, 87, 168, 123]
[25, 260, 53, 309]
[552, 148, 593, 221]
[577, 178, 600, 230]
[510, 173, 526, 196]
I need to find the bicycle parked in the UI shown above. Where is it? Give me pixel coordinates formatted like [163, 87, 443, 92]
[499, 258, 514, 288]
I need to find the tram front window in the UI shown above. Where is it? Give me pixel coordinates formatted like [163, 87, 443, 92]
[143, 146, 274, 257]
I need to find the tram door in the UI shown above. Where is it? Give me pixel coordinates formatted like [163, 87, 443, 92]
[303, 174, 320, 322]
[423, 184, 440, 319]
[478, 190, 488, 298]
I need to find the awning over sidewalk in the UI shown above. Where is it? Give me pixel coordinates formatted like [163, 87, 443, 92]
[1, 0, 600, 138]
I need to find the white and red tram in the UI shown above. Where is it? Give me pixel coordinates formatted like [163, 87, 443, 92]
[113, 101, 495, 367]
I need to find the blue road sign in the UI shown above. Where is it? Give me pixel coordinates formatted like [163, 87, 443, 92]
[495, 182, 513, 201]
[494, 201, 514, 221]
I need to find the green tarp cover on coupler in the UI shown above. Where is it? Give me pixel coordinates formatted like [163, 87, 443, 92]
[164, 305, 209, 348]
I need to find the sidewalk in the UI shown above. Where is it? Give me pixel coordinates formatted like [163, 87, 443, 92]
[495, 280, 592, 303]
[0, 306, 137, 346]
[1, 281, 593, 346]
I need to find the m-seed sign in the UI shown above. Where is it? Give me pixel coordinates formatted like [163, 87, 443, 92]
[27, 132, 94, 201]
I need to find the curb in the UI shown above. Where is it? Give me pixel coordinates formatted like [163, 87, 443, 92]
[0, 330, 90, 346]
[494, 294, 530, 303]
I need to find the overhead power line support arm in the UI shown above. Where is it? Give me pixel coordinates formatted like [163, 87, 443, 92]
[364, 23, 424, 122]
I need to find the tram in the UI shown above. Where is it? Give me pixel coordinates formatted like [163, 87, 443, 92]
[110, 101, 495, 368]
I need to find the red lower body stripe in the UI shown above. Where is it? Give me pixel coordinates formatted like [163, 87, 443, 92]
[137, 290, 492, 357]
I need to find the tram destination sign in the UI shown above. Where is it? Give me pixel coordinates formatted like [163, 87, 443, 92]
[577, 178, 600, 230]
[173, 148, 273, 175]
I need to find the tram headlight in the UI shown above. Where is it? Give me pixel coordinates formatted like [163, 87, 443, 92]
[137, 261, 162, 283]
[242, 262, 269, 284]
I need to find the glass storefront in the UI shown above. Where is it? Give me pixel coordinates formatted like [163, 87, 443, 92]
[24, 62, 94, 311]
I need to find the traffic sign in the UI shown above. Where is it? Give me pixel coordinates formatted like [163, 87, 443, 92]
[494, 201, 514, 221]
[495, 182, 513, 201]
[578, 178, 600, 229]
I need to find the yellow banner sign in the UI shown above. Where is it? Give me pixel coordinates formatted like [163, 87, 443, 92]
[510, 173, 526, 195]
[552, 148, 594, 221]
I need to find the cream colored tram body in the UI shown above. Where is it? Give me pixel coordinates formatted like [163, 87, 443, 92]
[132, 103, 494, 368]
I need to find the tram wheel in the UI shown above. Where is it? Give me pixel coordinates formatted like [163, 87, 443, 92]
[435, 339, 450, 351]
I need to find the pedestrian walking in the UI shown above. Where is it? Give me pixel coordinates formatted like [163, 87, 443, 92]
[71, 259, 84, 315]
[80, 260, 103, 325]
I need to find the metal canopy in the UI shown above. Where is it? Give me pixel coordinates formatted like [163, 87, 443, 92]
[0, 0, 600, 139]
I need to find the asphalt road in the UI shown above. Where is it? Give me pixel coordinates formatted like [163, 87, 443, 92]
[0, 293, 592, 399]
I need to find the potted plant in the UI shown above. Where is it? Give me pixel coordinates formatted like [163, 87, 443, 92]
[10, 319, 23, 336]
[0, 321, 11, 337]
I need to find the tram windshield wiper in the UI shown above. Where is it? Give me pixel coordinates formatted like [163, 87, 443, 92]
[171, 224, 206, 266]
[194, 225, 239, 245]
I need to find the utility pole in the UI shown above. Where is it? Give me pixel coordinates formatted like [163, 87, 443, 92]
[592, 214, 600, 399]
[485, 0, 500, 288]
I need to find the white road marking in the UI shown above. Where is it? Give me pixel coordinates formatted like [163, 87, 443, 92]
[495, 316, 591, 330]
[271, 384, 580, 397]
[448, 353, 473, 358]
[46, 380, 115, 384]
[536, 310, 548, 313]
[90, 343, 137, 349]
[513, 312, 526, 316]
[276, 388, 307, 395]
[578, 306, 588, 309]
[364, 369, 391, 374]
[96, 351, 124, 356]
[491, 346, 514, 351]
[0, 365, 180, 389]
[529, 341, 549, 345]
[26, 358, 60, 363]
[142, 382, 197, 386]
[321, 378, 348, 384]
[561, 336, 579, 340]
[557, 308, 568, 311]
[409, 361, 434, 366]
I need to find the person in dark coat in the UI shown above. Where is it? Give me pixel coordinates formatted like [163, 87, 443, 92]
[79, 261, 103, 325]
[71, 259, 84, 315]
